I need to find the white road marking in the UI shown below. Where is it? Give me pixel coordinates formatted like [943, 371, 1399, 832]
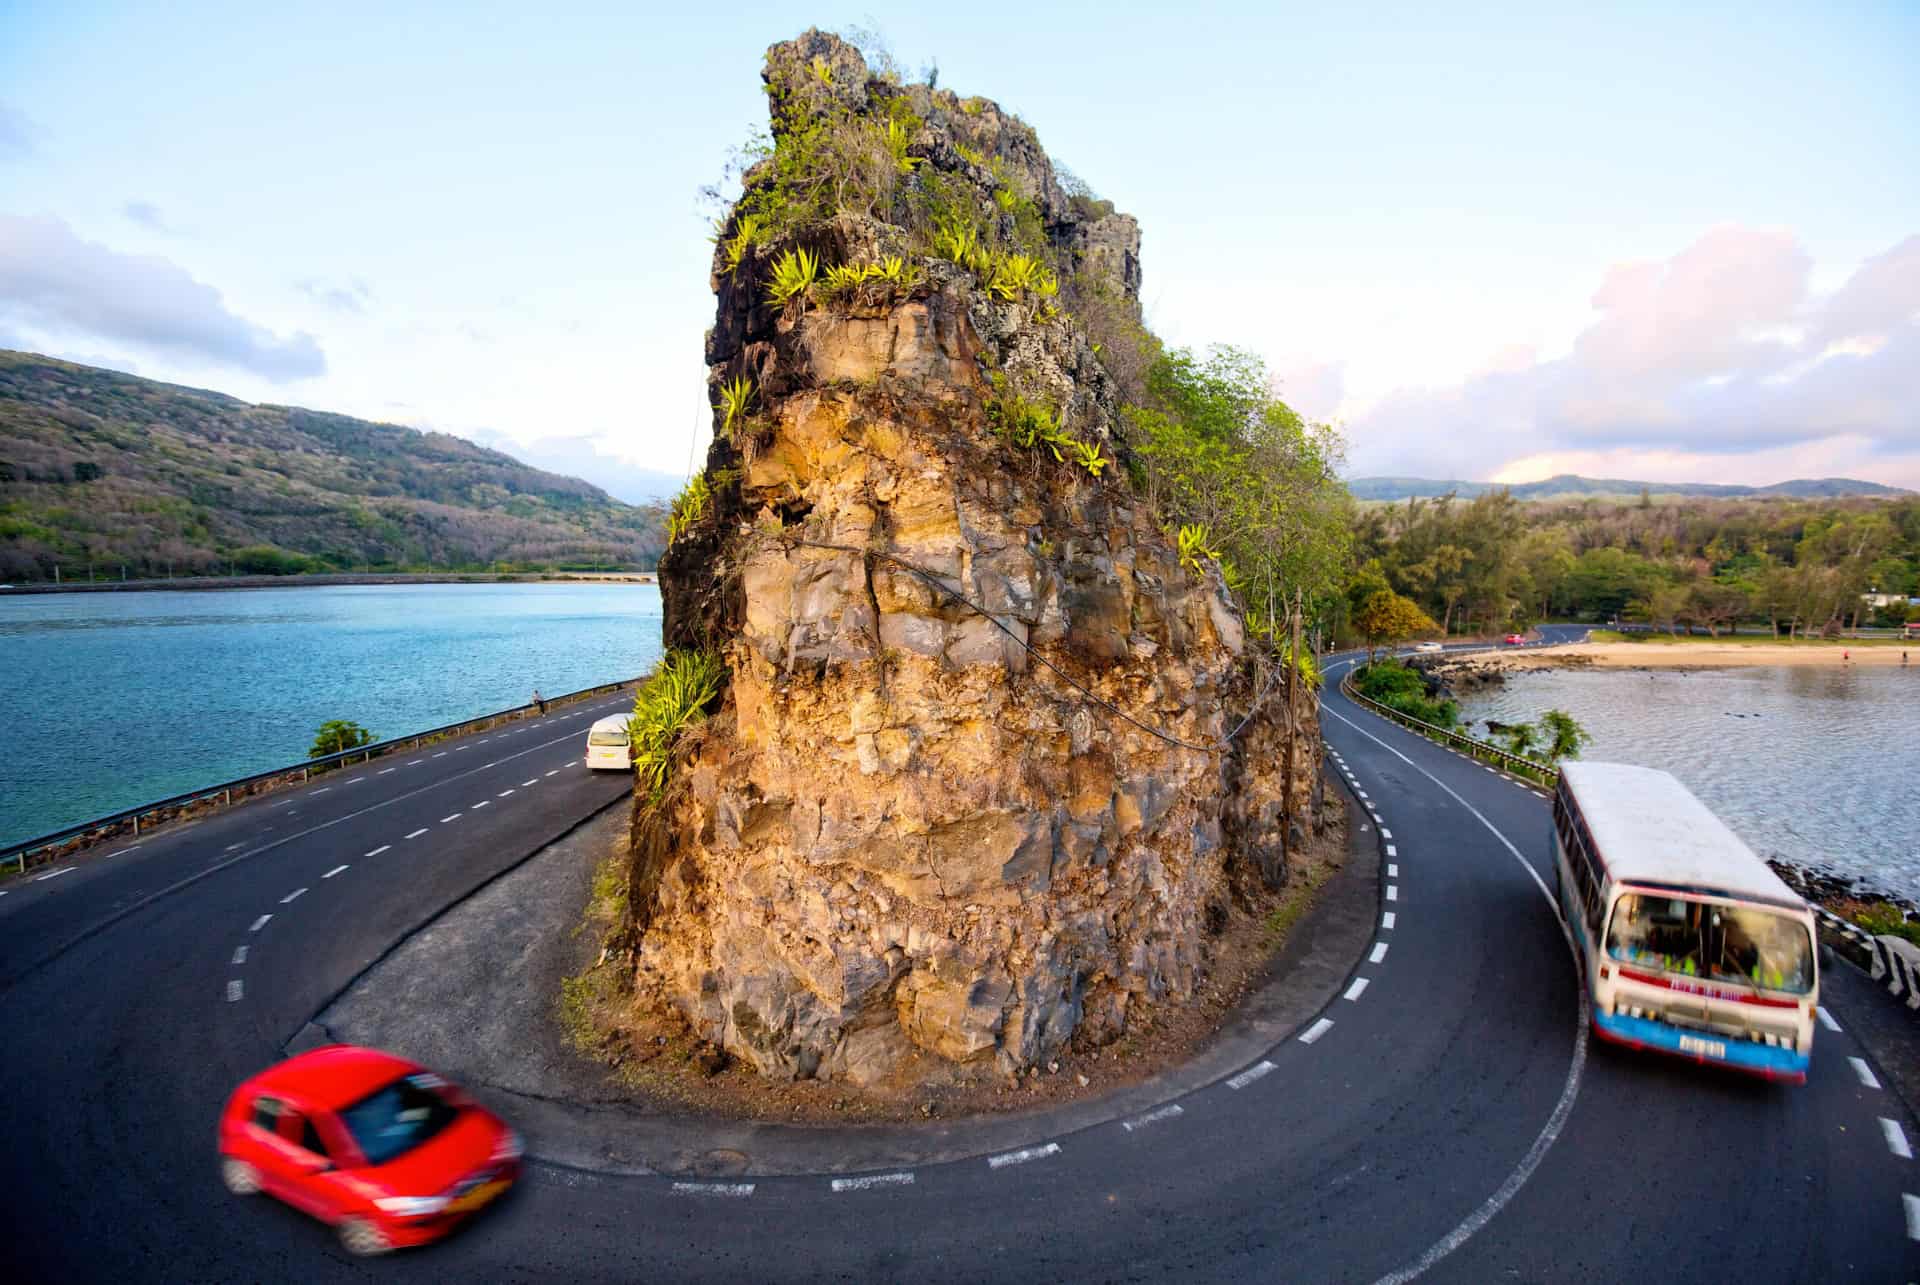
[483, 763, 497, 769]
[671, 1182, 754, 1198]
[405, 828, 428, 839]
[1123, 1104, 1184, 1131]
[324, 865, 349, 879]
[432, 752, 447, 758]
[472, 800, 490, 809]
[35, 867, 73, 881]
[832, 1172, 914, 1191]
[105, 845, 141, 858]
[546, 769, 559, 777]
[441, 814, 461, 824]
[1370, 942, 1389, 964]
[378, 768, 396, 775]
[1357, 791, 1369, 800]
[1905, 1192, 1920, 1241]
[1386, 845, 1397, 858]
[1851, 1056, 1882, 1090]
[231, 946, 247, 965]
[312, 787, 331, 795]
[1380, 828, 1392, 839]
[1386, 885, 1398, 901]
[1388, 864, 1399, 877]
[226, 980, 243, 1002]
[988, 1142, 1061, 1169]
[497, 789, 515, 797]
[521, 779, 537, 787]
[454, 746, 469, 752]
[407, 759, 423, 765]
[1368, 810, 1382, 822]
[345, 777, 363, 784]
[225, 843, 243, 851]
[280, 887, 306, 904]
[1816, 1006, 1841, 1033]
[478, 738, 490, 744]
[1344, 978, 1370, 1001]
[1299, 1018, 1335, 1045]
[1228, 1061, 1276, 1089]
[365, 845, 390, 857]
[1881, 1118, 1912, 1160]
[1382, 912, 1397, 929]
[250, 914, 272, 932]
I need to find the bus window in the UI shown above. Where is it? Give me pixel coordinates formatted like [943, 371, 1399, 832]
[1605, 894, 1813, 994]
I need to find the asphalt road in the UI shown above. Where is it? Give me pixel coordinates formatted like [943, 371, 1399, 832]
[2, 635, 1915, 1282]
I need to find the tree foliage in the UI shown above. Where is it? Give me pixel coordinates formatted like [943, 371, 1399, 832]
[1353, 589, 1438, 663]
[309, 719, 376, 759]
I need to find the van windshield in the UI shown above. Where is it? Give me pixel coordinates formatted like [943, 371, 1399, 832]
[1604, 893, 1813, 994]
[588, 730, 629, 746]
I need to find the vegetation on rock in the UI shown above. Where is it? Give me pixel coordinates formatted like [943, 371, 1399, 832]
[626, 650, 724, 800]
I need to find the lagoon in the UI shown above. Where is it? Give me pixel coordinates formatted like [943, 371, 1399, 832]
[1456, 664, 1920, 903]
[0, 583, 662, 849]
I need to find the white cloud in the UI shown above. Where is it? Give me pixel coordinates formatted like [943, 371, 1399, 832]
[0, 214, 324, 380]
[1344, 227, 1920, 487]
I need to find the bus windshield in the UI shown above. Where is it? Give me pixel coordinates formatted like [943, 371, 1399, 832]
[1604, 893, 1814, 995]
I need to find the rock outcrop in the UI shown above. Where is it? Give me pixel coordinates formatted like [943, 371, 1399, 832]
[627, 31, 1322, 1086]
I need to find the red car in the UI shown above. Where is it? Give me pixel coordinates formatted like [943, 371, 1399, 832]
[218, 1045, 521, 1256]
[1503, 632, 1526, 645]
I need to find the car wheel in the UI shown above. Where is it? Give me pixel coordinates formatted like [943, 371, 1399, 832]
[339, 1218, 392, 1257]
[220, 1158, 261, 1196]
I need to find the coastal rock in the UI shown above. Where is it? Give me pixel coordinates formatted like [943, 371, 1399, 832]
[628, 31, 1321, 1085]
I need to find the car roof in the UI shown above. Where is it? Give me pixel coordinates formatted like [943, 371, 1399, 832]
[588, 714, 629, 733]
[245, 1045, 422, 1111]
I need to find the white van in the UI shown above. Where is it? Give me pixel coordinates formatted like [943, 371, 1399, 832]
[585, 714, 632, 771]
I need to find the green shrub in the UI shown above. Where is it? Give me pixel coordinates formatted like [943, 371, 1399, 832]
[309, 719, 376, 758]
[1354, 660, 1458, 727]
[766, 246, 821, 307]
[666, 476, 712, 543]
[1853, 902, 1920, 945]
[630, 650, 726, 799]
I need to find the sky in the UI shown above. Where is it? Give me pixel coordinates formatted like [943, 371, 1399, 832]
[1, 1, 1916, 501]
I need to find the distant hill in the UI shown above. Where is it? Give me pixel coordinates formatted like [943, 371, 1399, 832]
[0, 351, 669, 581]
[1346, 473, 1912, 503]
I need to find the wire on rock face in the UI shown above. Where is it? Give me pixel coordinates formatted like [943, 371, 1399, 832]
[788, 538, 1282, 753]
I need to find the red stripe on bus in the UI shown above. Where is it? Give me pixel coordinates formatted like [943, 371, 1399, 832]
[1615, 966, 1801, 1008]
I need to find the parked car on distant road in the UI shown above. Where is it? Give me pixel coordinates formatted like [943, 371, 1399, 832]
[1503, 633, 1526, 645]
[218, 1045, 521, 1256]
[1414, 641, 1444, 653]
[585, 714, 632, 770]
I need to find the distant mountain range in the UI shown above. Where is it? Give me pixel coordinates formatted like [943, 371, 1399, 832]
[1346, 473, 1913, 502]
[0, 350, 668, 581]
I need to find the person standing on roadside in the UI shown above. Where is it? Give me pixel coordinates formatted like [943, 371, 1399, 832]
[533, 688, 546, 715]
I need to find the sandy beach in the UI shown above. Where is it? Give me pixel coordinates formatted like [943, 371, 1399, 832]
[1467, 640, 1917, 670]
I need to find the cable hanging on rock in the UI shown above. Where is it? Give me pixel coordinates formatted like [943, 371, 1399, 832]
[788, 538, 1285, 753]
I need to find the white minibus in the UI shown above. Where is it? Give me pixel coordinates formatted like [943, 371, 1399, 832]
[1553, 761, 1817, 1083]
[585, 715, 632, 771]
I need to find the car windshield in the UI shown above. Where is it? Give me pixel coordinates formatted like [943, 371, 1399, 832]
[337, 1073, 460, 1167]
[1604, 893, 1814, 994]
[588, 730, 629, 746]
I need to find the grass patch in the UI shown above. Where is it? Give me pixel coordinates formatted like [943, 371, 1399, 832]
[1847, 900, 1920, 946]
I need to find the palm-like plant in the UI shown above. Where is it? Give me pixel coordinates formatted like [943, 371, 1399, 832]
[1072, 439, 1110, 477]
[716, 375, 754, 439]
[666, 475, 713, 543]
[766, 247, 820, 307]
[720, 214, 762, 275]
[882, 117, 922, 173]
[1177, 523, 1220, 573]
[629, 649, 725, 799]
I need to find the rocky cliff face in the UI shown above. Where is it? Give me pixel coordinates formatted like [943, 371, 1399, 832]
[628, 31, 1322, 1086]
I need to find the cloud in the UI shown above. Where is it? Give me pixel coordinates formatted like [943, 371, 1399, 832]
[0, 214, 324, 380]
[0, 104, 38, 160]
[296, 277, 372, 314]
[121, 200, 177, 234]
[1345, 226, 1920, 484]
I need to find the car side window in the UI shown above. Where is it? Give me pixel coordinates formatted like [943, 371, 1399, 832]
[298, 1118, 331, 1161]
[250, 1096, 284, 1132]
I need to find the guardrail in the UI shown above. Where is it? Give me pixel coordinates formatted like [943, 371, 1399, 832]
[1339, 660, 1559, 788]
[2, 676, 642, 876]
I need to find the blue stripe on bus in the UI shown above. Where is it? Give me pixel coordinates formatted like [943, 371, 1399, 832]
[1594, 1011, 1808, 1076]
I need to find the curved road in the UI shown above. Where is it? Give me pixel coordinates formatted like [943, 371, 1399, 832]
[1, 634, 1915, 1281]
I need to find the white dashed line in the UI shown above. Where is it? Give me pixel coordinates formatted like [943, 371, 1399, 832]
[1344, 978, 1370, 1001]
[226, 980, 243, 1002]
[35, 867, 73, 881]
[1357, 791, 1369, 800]
[312, 787, 331, 795]
[365, 845, 390, 858]
[1227, 1061, 1276, 1089]
[521, 779, 537, 787]
[104, 845, 141, 858]
[546, 769, 559, 777]
[1881, 1118, 1912, 1160]
[280, 887, 307, 904]
[1386, 885, 1399, 901]
[988, 1142, 1061, 1169]
[324, 865, 349, 879]
[1123, 1104, 1183, 1132]
[832, 1172, 914, 1192]
[378, 768, 396, 775]
[478, 738, 490, 744]
[1816, 1006, 1841, 1033]
[441, 814, 461, 824]
[1903, 1192, 1920, 1241]
[1386, 845, 1397, 858]
[454, 746, 469, 752]
[250, 914, 272, 932]
[408, 759, 424, 766]
[405, 828, 428, 839]
[432, 752, 447, 759]
[1370, 943, 1389, 964]
[1382, 911, 1396, 929]
[671, 1182, 754, 1198]
[472, 801, 490, 809]
[231, 946, 248, 965]
[1299, 1018, 1335, 1045]
[345, 777, 363, 785]
[225, 843, 243, 851]
[1388, 864, 1399, 877]
[497, 789, 515, 798]
[1850, 1057, 1882, 1090]
[1380, 829, 1392, 839]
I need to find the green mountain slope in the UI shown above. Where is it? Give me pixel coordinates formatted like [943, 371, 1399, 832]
[0, 350, 669, 580]
[1347, 472, 1910, 502]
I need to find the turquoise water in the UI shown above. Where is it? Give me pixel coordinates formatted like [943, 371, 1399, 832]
[1455, 665, 1920, 903]
[0, 584, 662, 849]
